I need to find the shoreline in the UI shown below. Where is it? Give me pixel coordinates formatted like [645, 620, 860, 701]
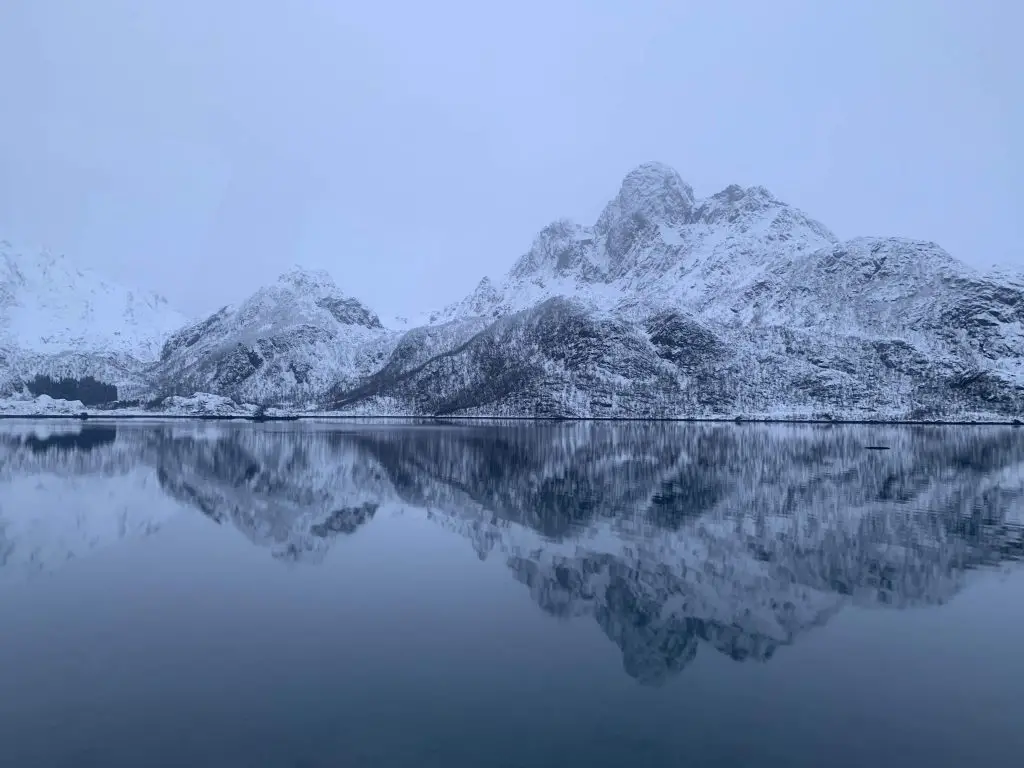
[1, 413, 1021, 427]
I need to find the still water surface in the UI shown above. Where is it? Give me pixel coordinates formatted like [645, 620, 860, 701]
[1, 420, 1022, 767]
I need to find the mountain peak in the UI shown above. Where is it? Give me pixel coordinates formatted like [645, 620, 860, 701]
[508, 218, 603, 282]
[625, 161, 685, 182]
[689, 183, 837, 246]
[243, 267, 382, 329]
[597, 162, 696, 232]
[277, 266, 337, 294]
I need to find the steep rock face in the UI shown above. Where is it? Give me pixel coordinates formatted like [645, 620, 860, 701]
[153, 268, 396, 406]
[334, 294, 1022, 420]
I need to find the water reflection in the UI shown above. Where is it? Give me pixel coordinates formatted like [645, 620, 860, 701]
[1, 420, 1021, 686]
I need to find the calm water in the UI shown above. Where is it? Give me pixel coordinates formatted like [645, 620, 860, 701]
[1, 420, 1022, 768]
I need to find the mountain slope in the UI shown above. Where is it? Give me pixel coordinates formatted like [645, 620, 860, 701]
[152, 268, 397, 406]
[330, 297, 732, 417]
[0, 240, 187, 359]
[7, 161, 1020, 420]
[0, 239, 190, 399]
[431, 164, 839, 323]
[324, 163, 1023, 419]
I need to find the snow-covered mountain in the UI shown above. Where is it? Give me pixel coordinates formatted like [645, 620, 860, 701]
[323, 163, 1023, 419]
[2, 162, 1022, 419]
[0, 240, 186, 359]
[431, 164, 839, 323]
[0, 239, 189, 398]
[2, 421, 1021, 683]
[151, 267, 396, 405]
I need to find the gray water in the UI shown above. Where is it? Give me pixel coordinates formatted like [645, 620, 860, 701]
[1, 420, 1022, 768]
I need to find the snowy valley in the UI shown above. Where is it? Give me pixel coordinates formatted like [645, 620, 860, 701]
[1, 163, 1022, 421]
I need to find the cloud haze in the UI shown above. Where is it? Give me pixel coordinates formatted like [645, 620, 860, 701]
[0, 0, 1020, 319]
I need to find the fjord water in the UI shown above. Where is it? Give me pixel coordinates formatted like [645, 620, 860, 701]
[1, 422, 1022, 768]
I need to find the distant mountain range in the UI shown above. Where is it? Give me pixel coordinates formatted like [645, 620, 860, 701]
[1, 163, 1022, 419]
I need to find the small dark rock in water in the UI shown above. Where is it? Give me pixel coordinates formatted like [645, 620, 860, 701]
[865, 446, 890, 450]
[1012, 419, 1022, 427]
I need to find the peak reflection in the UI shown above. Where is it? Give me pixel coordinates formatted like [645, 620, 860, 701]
[1, 421, 1021, 683]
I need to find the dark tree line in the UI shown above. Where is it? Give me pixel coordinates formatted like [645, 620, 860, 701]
[25, 375, 118, 405]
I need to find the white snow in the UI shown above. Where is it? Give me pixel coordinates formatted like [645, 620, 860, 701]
[154, 267, 399, 405]
[159, 393, 259, 417]
[429, 176, 840, 325]
[0, 394, 86, 415]
[0, 239, 189, 360]
[1, 161, 1021, 420]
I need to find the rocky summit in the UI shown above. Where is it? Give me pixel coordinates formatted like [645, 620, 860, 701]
[1, 163, 1022, 420]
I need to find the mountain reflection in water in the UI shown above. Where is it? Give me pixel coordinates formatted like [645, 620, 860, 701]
[2, 420, 1021, 688]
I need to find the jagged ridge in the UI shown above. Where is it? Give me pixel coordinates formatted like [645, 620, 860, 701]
[2, 163, 1022, 419]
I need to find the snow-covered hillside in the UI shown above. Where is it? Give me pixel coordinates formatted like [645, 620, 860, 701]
[0, 239, 190, 399]
[322, 163, 1024, 419]
[2, 162, 1022, 419]
[0, 240, 187, 359]
[151, 267, 397, 405]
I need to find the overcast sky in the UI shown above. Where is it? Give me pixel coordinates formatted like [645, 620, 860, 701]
[0, 0, 1020, 320]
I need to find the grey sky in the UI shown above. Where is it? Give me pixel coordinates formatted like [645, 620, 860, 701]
[0, 0, 1020, 320]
